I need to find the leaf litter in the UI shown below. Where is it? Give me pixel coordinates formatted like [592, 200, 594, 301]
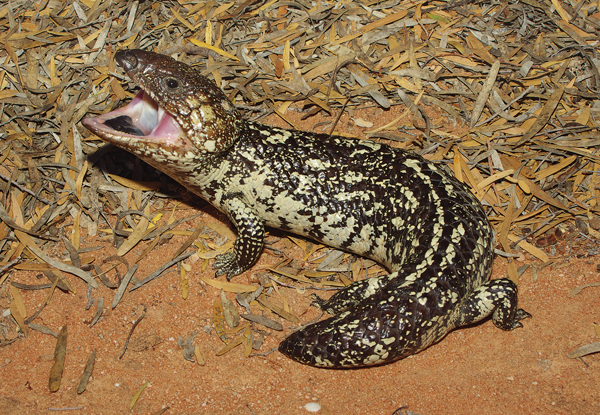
[1, 0, 600, 410]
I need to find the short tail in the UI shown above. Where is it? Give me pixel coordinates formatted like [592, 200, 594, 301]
[279, 291, 424, 368]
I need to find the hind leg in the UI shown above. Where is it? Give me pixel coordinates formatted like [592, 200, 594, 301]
[311, 273, 399, 314]
[458, 278, 531, 330]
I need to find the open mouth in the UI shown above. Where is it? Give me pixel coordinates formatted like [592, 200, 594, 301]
[82, 90, 186, 147]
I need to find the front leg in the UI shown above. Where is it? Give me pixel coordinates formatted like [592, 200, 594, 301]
[212, 194, 265, 280]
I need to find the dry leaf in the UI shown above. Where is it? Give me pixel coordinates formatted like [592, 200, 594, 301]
[49, 325, 67, 392]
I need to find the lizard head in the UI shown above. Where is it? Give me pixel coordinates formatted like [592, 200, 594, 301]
[82, 49, 242, 165]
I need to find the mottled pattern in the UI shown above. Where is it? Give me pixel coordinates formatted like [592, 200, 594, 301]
[83, 50, 529, 369]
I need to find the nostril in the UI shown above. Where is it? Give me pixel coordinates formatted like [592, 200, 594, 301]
[114, 50, 138, 71]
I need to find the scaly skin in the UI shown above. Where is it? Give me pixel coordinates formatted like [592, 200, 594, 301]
[83, 49, 529, 368]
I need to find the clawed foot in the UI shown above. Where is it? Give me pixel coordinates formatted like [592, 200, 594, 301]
[310, 293, 327, 310]
[310, 293, 339, 315]
[510, 308, 532, 329]
[212, 252, 244, 280]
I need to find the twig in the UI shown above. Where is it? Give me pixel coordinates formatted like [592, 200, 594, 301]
[0, 171, 53, 205]
[119, 305, 147, 359]
[129, 251, 195, 291]
[0, 256, 21, 274]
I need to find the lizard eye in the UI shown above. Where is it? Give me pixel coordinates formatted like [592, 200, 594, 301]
[165, 78, 179, 89]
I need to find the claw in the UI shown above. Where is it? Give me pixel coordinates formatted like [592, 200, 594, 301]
[212, 252, 243, 281]
[515, 308, 532, 321]
[506, 308, 531, 330]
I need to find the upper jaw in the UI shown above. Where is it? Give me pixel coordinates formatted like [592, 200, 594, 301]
[82, 87, 195, 155]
